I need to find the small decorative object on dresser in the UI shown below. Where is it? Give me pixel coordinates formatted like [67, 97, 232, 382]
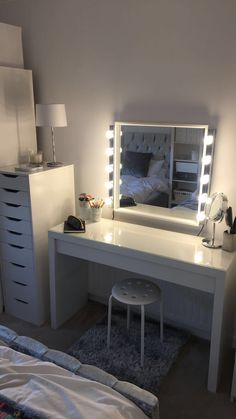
[28, 149, 43, 166]
[222, 206, 236, 252]
[78, 193, 94, 220]
[35, 103, 67, 167]
[90, 198, 104, 222]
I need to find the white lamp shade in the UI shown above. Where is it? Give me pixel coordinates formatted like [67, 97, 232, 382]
[36, 104, 67, 127]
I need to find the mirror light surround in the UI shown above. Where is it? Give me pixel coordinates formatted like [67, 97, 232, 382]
[108, 122, 214, 227]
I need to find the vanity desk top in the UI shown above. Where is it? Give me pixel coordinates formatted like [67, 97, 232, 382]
[50, 218, 235, 274]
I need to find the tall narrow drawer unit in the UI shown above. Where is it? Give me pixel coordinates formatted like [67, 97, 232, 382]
[0, 165, 75, 325]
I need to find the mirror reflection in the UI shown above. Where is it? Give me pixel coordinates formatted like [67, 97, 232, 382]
[113, 122, 212, 226]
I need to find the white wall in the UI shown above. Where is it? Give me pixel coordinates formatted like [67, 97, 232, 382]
[0, 0, 236, 224]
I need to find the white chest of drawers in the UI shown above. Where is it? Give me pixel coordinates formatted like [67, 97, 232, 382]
[0, 164, 75, 325]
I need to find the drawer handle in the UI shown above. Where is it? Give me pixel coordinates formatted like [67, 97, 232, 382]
[7, 230, 23, 236]
[13, 281, 27, 287]
[4, 188, 19, 193]
[10, 262, 26, 268]
[6, 216, 21, 222]
[2, 174, 19, 178]
[9, 244, 24, 249]
[5, 202, 21, 208]
[15, 298, 28, 305]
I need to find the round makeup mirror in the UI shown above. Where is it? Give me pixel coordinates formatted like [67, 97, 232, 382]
[202, 192, 228, 249]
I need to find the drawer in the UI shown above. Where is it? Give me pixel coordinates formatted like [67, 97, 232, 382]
[0, 229, 32, 248]
[4, 279, 34, 303]
[0, 216, 32, 235]
[0, 202, 31, 220]
[4, 293, 36, 323]
[0, 173, 29, 191]
[2, 260, 34, 286]
[0, 188, 30, 206]
[1, 243, 33, 267]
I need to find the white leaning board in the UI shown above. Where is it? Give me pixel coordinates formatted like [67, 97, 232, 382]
[0, 23, 23, 68]
[0, 66, 37, 166]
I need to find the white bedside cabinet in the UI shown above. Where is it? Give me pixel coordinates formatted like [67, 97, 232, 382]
[0, 164, 75, 325]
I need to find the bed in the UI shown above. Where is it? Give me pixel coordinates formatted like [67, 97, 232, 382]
[0, 325, 159, 419]
[120, 131, 171, 207]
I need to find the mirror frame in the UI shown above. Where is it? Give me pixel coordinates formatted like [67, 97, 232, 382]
[109, 121, 214, 230]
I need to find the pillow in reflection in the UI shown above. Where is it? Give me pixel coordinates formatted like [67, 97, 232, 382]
[147, 159, 164, 177]
[122, 151, 153, 177]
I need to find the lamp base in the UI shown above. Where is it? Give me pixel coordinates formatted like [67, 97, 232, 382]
[202, 238, 222, 249]
[47, 161, 63, 167]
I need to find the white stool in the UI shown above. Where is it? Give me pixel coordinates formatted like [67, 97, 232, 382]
[107, 278, 163, 367]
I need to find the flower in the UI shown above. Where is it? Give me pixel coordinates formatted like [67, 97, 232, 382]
[79, 193, 94, 202]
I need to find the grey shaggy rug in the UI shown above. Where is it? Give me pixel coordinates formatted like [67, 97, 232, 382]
[68, 309, 189, 394]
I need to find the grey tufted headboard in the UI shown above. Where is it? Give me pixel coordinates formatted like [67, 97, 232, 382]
[121, 131, 172, 176]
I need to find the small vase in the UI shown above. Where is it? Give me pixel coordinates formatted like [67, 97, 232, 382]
[79, 201, 90, 220]
[91, 207, 102, 222]
[222, 231, 236, 252]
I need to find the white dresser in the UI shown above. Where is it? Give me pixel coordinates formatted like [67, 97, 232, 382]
[0, 164, 75, 325]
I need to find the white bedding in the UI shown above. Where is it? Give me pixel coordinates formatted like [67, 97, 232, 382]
[121, 173, 169, 203]
[0, 346, 147, 419]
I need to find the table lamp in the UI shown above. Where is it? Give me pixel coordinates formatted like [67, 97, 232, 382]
[36, 103, 67, 166]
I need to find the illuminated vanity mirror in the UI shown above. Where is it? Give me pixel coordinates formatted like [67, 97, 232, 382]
[112, 122, 214, 228]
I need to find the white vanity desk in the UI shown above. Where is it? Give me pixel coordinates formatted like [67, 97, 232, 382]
[48, 218, 236, 393]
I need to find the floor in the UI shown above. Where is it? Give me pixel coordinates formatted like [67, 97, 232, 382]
[0, 301, 236, 419]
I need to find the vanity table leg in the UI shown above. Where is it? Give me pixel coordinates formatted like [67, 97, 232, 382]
[49, 237, 88, 329]
[208, 273, 233, 392]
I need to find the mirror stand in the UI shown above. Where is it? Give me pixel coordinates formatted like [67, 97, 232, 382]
[202, 192, 228, 249]
[202, 222, 222, 249]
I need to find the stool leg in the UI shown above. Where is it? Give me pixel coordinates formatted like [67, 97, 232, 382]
[127, 304, 130, 330]
[107, 295, 113, 350]
[141, 305, 145, 367]
[160, 298, 163, 343]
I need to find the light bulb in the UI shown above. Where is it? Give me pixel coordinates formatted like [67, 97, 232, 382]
[105, 164, 113, 173]
[105, 148, 113, 157]
[205, 135, 213, 146]
[202, 155, 212, 165]
[105, 129, 114, 140]
[105, 197, 113, 206]
[105, 180, 113, 190]
[201, 174, 210, 185]
[199, 193, 208, 203]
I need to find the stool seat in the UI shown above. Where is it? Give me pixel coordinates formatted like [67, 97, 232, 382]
[112, 278, 161, 306]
